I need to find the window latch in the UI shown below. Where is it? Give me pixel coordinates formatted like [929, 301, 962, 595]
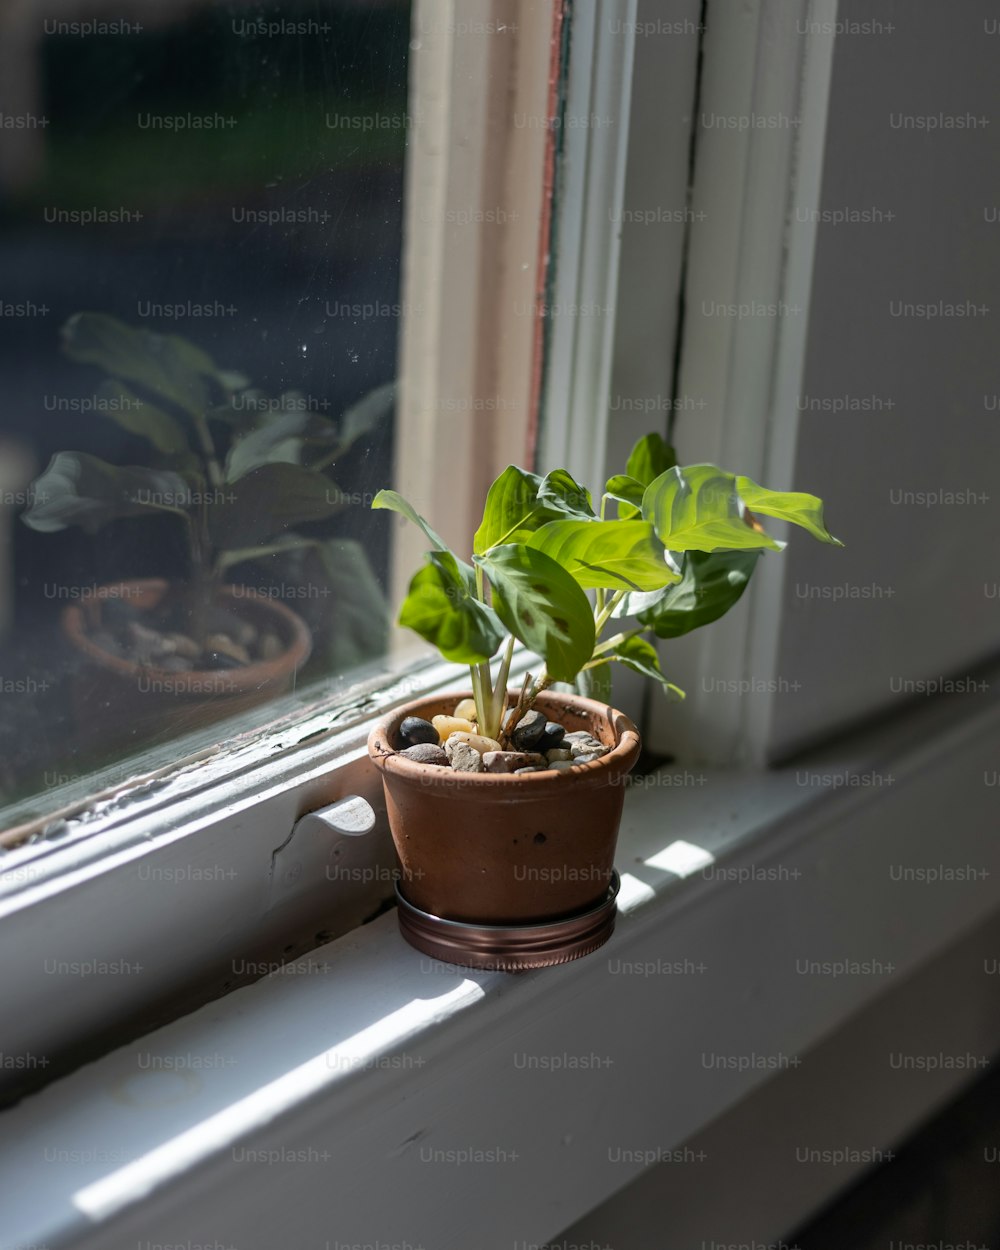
[268, 795, 376, 910]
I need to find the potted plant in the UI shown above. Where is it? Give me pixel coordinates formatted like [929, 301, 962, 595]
[368, 433, 841, 970]
[22, 313, 392, 743]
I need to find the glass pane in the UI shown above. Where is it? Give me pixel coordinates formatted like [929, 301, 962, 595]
[0, 1, 411, 827]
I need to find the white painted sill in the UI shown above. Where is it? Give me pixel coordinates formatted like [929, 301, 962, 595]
[2, 667, 998, 1250]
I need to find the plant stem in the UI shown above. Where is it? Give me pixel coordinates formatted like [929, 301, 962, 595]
[594, 589, 627, 635]
[487, 635, 515, 740]
[192, 413, 225, 489]
[593, 626, 643, 657]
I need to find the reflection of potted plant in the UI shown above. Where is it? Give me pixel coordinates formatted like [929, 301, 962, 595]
[369, 433, 841, 970]
[22, 313, 391, 740]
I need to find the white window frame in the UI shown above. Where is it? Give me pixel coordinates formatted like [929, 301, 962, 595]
[5, 6, 1000, 1248]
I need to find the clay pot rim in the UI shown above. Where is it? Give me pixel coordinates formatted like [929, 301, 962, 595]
[368, 689, 641, 789]
[61, 577, 313, 693]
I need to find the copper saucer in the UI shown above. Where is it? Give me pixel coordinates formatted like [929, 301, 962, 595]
[395, 872, 620, 972]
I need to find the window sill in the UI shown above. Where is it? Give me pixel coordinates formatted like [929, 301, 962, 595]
[3, 667, 998, 1250]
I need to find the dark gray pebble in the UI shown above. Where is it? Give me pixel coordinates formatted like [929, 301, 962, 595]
[399, 716, 439, 747]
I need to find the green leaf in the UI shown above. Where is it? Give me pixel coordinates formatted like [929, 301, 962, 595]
[616, 549, 760, 639]
[526, 519, 679, 591]
[475, 544, 595, 683]
[605, 635, 684, 698]
[473, 466, 595, 556]
[626, 432, 677, 486]
[21, 451, 192, 534]
[225, 411, 343, 480]
[61, 312, 220, 418]
[473, 466, 546, 553]
[642, 464, 784, 553]
[93, 380, 191, 456]
[399, 551, 504, 665]
[736, 476, 843, 546]
[536, 469, 595, 519]
[604, 474, 645, 520]
[371, 488, 450, 553]
[209, 463, 345, 548]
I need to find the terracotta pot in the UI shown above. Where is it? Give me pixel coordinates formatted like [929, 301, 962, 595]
[62, 578, 312, 746]
[368, 690, 641, 927]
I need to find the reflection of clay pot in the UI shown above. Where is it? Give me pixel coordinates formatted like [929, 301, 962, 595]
[62, 578, 312, 747]
[368, 690, 640, 928]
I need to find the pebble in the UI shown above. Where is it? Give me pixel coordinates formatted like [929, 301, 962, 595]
[482, 751, 547, 774]
[537, 721, 566, 751]
[399, 742, 449, 766]
[444, 739, 483, 772]
[164, 632, 201, 660]
[453, 698, 478, 722]
[548, 760, 577, 772]
[160, 655, 194, 673]
[573, 751, 606, 765]
[399, 716, 439, 747]
[206, 605, 257, 648]
[259, 632, 284, 661]
[205, 651, 244, 671]
[545, 747, 572, 762]
[446, 731, 503, 756]
[514, 766, 546, 775]
[567, 732, 608, 758]
[505, 707, 547, 750]
[432, 714, 476, 742]
[206, 633, 251, 665]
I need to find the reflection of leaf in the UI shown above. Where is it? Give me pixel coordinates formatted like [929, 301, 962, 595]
[225, 411, 343, 480]
[95, 380, 190, 455]
[62, 312, 222, 418]
[21, 451, 191, 533]
[475, 544, 595, 683]
[232, 538, 390, 672]
[338, 381, 395, 450]
[209, 464, 345, 548]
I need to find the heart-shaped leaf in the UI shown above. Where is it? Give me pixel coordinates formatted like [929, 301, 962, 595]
[616, 549, 760, 638]
[536, 468, 595, 519]
[526, 519, 678, 591]
[643, 464, 784, 552]
[21, 451, 193, 533]
[399, 550, 504, 665]
[736, 476, 843, 546]
[626, 432, 677, 486]
[604, 474, 645, 520]
[475, 544, 595, 683]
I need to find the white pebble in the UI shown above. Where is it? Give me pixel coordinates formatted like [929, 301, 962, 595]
[453, 698, 478, 722]
[432, 714, 476, 742]
[446, 731, 503, 756]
